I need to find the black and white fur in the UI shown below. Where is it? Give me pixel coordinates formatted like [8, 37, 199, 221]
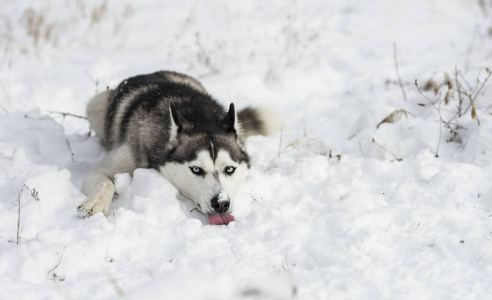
[79, 71, 280, 218]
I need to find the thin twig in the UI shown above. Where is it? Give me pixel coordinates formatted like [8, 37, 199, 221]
[66, 139, 76, 163]
[455, 66, 463, 117]
[472, 67, 491, 101]
[49, 111, 87, 120]
[436, 100, 443, 157]
[0, 82, 12, 113]
[16, 190, 22, 245]
[23, 184, 40, 201]
[415, 79, 443, 157]
[455, 68, 490, 123]
[393, 42, 407, 102]
[84, 70, 100, 94]
[458, 71, 473, 92]
[469, 67, 489, 97]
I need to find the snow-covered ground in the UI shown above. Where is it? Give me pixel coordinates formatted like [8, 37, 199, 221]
[1, 1, 492, 299]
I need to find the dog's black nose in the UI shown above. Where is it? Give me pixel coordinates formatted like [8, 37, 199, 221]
[211, 195, 230, 213]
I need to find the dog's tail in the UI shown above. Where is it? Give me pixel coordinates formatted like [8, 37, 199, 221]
[238, 107, 282, 138]
[86, 89, 113, 143]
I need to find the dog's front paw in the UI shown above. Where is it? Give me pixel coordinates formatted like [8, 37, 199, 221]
[78, 182, 114, 217]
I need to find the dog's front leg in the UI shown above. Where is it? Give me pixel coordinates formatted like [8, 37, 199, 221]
[78, 145, 136, 217]
[78, 172, 115, 217]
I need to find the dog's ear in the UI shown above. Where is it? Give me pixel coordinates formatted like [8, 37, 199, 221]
[223, 103, 240, 133]
[223, 103, 245, 145]
[169, 104, 193, 142]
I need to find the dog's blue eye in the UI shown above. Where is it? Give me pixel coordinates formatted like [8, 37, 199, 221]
[225, 166, 236, 175]
[190, 166, 204, 175]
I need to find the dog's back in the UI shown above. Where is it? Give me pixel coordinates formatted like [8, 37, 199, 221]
[87, 71, 281, 161]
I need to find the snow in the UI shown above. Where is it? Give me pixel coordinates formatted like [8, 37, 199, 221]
[1, 0, 492, 299]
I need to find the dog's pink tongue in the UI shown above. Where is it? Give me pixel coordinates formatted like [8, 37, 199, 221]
[208, 213, 235, 225]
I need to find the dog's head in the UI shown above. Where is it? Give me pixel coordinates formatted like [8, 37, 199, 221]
[159, 103, 250, 224]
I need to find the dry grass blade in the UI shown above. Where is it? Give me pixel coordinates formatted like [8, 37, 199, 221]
[277, 126, 283, 157]
[443, 80, 454, 105]
[393, 42, 407, 102]
[47, 247, 66, 281]
[376, 109, 415, 129]
[372, 138, 403, 161]
[471, 106, 479, 124]
[90, 0, 108, 26]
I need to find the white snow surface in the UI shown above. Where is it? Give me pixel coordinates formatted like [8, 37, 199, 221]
[1, 1, 492, 299]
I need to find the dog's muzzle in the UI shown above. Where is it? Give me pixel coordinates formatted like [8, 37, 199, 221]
[208, 192, 234, 225]
[211, 193, 230, 213]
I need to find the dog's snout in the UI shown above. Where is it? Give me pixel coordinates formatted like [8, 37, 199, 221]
[211, 195, 230, 213]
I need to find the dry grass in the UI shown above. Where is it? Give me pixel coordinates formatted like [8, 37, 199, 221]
[21, 7, 57, 48]
[415, 67, 491, 156]
[277, 120, 328, 157]
[114, 4, 134, 35]
[418, 67, 491, 126]
[13, 1, 135, 53]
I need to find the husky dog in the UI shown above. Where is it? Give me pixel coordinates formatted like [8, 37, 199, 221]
[78, 71, 280, 225]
